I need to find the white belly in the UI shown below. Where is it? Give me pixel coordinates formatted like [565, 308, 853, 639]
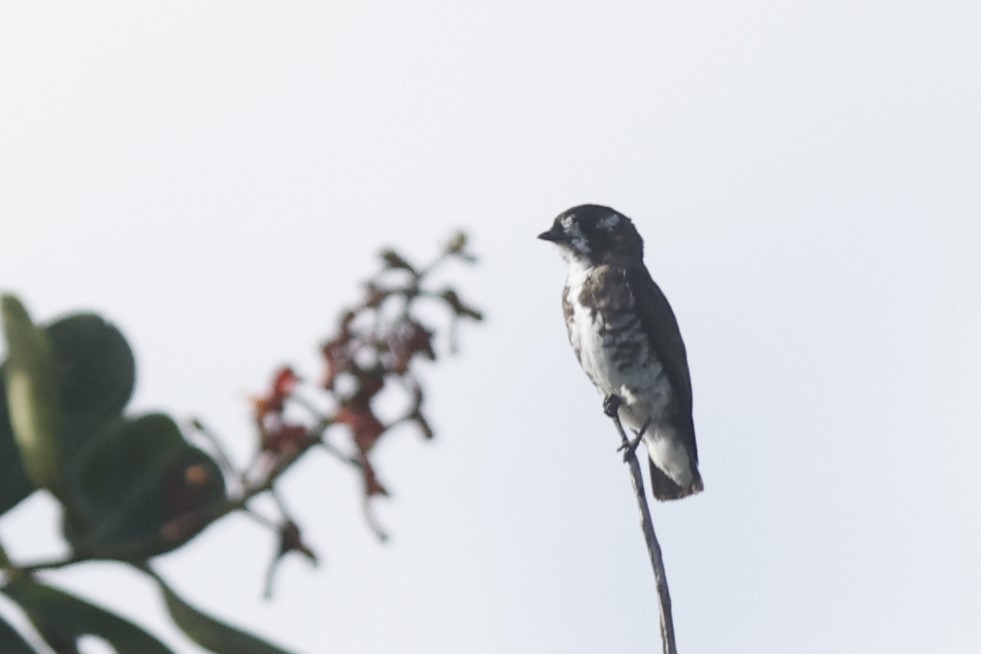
[563, 262, 693, 488]
[565, 268, 673, 429]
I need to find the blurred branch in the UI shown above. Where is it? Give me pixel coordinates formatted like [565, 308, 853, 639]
[604, 395, 678, 654]
[2, 231, 482, 596]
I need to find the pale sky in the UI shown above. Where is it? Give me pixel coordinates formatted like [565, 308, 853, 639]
[2, 2, 980, 653]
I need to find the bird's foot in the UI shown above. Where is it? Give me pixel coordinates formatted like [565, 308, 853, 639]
[602, 394, 622, 418]
[616, 417, 651, 462]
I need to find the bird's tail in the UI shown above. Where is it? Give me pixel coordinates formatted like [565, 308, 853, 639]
[649, 460, 704, 502]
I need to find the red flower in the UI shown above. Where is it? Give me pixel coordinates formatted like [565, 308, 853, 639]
[263, 423, 317, 455]
[335, 404, 386, 454]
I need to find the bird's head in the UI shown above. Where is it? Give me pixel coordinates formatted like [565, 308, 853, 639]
[538, 204, 644, 265]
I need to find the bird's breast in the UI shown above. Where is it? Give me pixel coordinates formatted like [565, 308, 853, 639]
[562, 263, 674, 424]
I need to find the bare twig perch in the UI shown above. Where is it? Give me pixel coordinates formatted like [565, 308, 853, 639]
[604, 394, 678, 654]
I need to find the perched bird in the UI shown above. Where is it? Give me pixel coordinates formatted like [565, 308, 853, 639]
[538, 204, 703, 501]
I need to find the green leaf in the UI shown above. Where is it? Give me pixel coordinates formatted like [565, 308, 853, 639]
[0, 613, 37, 654]
[146, 568, 295, 654]
[0, 371, 35, 515]
[63, 413, 226, 558]
[1, 310, 137, 515]
[1, 295, 60, 489]
[46, 313, 135, 458]
[1, 575, 174, 654]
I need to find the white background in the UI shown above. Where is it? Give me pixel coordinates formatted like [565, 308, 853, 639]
[2, 2, 980, 652]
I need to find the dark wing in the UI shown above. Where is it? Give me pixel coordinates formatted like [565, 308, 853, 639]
[623, 263, 698, 457]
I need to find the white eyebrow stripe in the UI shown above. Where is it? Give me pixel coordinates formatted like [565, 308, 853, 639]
[597, 213, 620, 230]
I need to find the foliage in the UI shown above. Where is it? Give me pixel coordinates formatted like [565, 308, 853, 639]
[0, 233, 481, 653]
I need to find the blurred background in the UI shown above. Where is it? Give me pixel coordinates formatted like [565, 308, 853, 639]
[1, 1, 979, 652]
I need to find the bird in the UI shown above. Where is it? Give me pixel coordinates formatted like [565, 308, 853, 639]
[538, 204, 703, 501]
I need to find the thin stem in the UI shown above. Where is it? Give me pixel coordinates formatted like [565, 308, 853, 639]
[609, 410, 679, 654]
[189, 418, 238, 474]
[290, 392, 360, 467]
[241, 506, 281, 531]
[317, 438, 362, 468]
[416, 251, 451, 279]
[9, 553, 93, 574]
[269, 487, 295, 523]
[362, 497, 389, 543]
[289, 392, 331, 431]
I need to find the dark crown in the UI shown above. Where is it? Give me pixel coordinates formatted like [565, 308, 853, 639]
[539, 204, 644, 262]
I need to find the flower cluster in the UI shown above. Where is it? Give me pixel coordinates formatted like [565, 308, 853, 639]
[248, 231, 481, 566]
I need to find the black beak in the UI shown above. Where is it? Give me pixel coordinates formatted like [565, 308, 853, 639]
[537, 225, 564, 243]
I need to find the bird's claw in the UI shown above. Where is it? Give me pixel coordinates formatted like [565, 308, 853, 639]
[616, 417, 651, 462]
[602, 394, 622, 418]
[617, 432, 644, 462]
